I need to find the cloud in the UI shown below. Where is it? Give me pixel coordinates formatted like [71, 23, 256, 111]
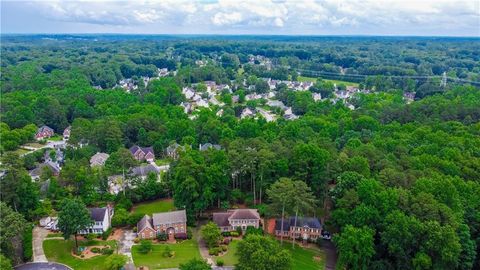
[2, 0, 479, 35]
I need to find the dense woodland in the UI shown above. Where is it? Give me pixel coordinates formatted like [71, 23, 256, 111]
[1, 35, 480, 270]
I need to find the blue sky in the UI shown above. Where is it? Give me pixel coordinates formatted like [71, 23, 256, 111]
[1, 0, 479, 36]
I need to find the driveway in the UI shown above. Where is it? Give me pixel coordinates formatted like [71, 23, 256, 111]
[32, 227, 49, 262]
[322, 240, 338, 270]
[118, 229, 136, 270]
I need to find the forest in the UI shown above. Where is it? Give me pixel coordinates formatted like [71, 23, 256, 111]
[0, 35, 479, 270]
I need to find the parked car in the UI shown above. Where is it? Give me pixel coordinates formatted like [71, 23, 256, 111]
[321, 231, 331, 240]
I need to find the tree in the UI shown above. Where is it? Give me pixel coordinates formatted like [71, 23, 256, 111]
[335, 225, 375, 270]
[0, 254, 13, 270]
[290, 180, 316, 248]
[104, 254, 128, 270]
[57, 198, 93, 249]
[105, 148, 137, 194]
[267, 178, 294, 244]
[201, 222, 222, 248]
[236, 235, 291, 270]
[0, 202, 27, 265]
[138, 240, 152, 254]
[179, 258, 211, 270]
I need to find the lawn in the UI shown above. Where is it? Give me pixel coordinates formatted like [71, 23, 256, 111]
[154, 159, 170, 166]
[132, 239, 201, 269]
[298, 75, 359, 87]
[46, 233, 63, 238]
[48, 135, 64, 141]
[131, 199, 175, 216]
[10, 148, 30, 156]
[43, 239, 117, 270]
[282, 243, 326, 270]
[216, 239, 240, 266]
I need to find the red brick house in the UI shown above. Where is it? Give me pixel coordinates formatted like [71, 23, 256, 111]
[129, 145, 155, 162]
[35, 125, 54, 140]
[275, 217, 322, 241]
[137, 210, 187, 240]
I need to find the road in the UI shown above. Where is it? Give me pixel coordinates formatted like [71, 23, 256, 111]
[20, 140, 66, 157]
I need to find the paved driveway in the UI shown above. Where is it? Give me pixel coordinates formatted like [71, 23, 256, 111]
[118, 229, 136, 270]
[32, 227, 49, 262]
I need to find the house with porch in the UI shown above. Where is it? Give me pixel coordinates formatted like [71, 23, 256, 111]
[35, 125, 54, 140]
[78, 206, 114, 235]
[212, 209, 260, 233]
[137, 210, 187, 240]
[130, 145, 155, 162]
[274, 217, 322, 241]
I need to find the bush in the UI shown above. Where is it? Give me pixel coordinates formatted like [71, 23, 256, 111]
[101, 248, 114, 255]
[208, 247, 221, 256]
[115, 196, 133, 210]
[133, 226, 137, 233]
[128, 212, 144, 226]
[236, 226, 243, 235]
[102, 228, 112, 240]
[220, 245, 228, 252]
[216, 259, 224, 267]
[138, 240, 152, 254]
[162, 246, 174, 258]
[223, 238, 231, 245]
[133, 238, 140, 243]
[222, 231, 231, 237]
[157, 233, 167, 241]
[245, 226, 263, 236]
[22, 225, 33, 261]
[175, 233, 188, 240]
[230, 231, 239, 237]
[91, 247, 101, 253]
[111, 208, 129, 227]
[86, 233, 96, 241]
[187, 227, 193, 239]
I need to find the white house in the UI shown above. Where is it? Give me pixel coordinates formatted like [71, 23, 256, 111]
[78, 206, 114, 235]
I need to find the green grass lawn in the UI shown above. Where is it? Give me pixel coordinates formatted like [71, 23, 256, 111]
[282, 243, 326, 270]
[43, 239, 117, 270]
[10, 148, 30, 156]
[132, 239, 201, 269]
[48, 135, 64, 141]
[155, 159, 171, 166]
[216, 239, 240, 266]
[298, 75, 359, 87]
[46, 233, 63, 238]
[131, 199, 175, 216]
[22, 142, 45, 148]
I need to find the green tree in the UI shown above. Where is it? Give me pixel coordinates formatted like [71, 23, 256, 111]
[201, 222, 222, 248]
[138, 240, 152, 254]
[236, 234, 291, 270]
[0, 254, 13, 270]
[179, 258, 211, 270]
[267, 178, 294, 244]
[335, 225, 375, 270]
[0, 202, 27, 265]
[57, 198, 93, 249]
[290, 180, 316, 247]
[104, 254, 128, 270]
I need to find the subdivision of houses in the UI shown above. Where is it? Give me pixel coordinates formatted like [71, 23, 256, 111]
[212, 209, 260, 233]
[274, 217, 322, 241]
[90, 152, 110, 167]
[35, 125, 54, 140]
[78, 206, 114, 235]
[137, 210, 187, 240]
[130, 145, 155, 162]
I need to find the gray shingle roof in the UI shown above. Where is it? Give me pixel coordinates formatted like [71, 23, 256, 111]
[152, 210, 186, 226]
[137, 215, 153, 233]
[89, 208, 107, 222]
[213, 212, 232, 227]
[275, 217, 322, 231]
[131, 164, 159, 177]
[228, 209, 260, 220]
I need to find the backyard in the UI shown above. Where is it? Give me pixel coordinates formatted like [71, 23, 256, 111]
[43, 239, 118, 270]
[131, 198, 175, 216]
[132, 239, 202, 269]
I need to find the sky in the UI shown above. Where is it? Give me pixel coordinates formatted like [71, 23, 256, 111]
[1, 0, 479, 36]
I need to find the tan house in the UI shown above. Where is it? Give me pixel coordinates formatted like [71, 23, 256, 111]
[137, 210, 187, 240]
[212, 209, 260, 232]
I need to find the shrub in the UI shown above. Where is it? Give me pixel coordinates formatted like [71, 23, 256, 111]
[133, 238, 140, 243]
[216, 259, 224, 266]
[162, 246, 174, 258]
[157, 233, 167, 241]
[102, 228, 112, 240]
[230, 231, 240, 237]
[22, 225, 33, 261]
[133, 226, 137, 233]
[138, 240, 152, 254]
[175, 233, 188, 240]
[208, 247, 221, 256]
[80, 254, 84, 258]
[111, 208, 129, 227]
[222, 231, 231, 237]
[236, 226, 242, 235]
[91, 247, 101, 253]
[223, 238, 231, 245]
[245, 226, 263, 236]
[128, 212, 144, 226]
[220, 245, 228, 251]
[101, 248, 114, 255]
[187, 227, 193, 239]
[86, 233, 96, 241]
[115, 196, 133, 210]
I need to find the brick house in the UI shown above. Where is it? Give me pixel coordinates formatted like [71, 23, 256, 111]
[129, 145, 155, 162]
[137, 210, 187, 240]
[212, 209, 260, 233]
[165, 143, 185, 160]
[275, 217, 322, 241]
[35, 125, 54, 140]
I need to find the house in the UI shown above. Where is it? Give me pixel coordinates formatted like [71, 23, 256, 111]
[212, 209, 260, 233]
[267, 100, 287, 110]
[90, 152, 110, 167]
[199, 143, 221, 151]
[312, 93, 322, 102]
[165, 143, 185, 160]
[137, 210, 187, 240]
[130, 164, 161, 181]
[275, 217, 322, 241]
[107, 175, 124, 194]
[35, 125, 54, 140]
[78, 206, 114, 235]
[130, 145, 155, 162]
[63, 126, 71, 140]
[29, 161, 61, 181]
[241, 108, 255, 119]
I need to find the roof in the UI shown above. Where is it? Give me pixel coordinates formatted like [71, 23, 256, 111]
[30, 162, 60, 177]
[131, 164, 159, 177]
[137, 215, 153, 233]
[129, 145, 154, 156]
[37, 125, 54, 133]
[275, 217, 322, 231]
[89, 208, 107, 222]
[90, 152, 110, 166]
[152, 210, 187, 226]
[228, 209, 260, 220]
[166, 143, 185, 153]
[213, 212, 232, 227]
[199, 143, 221, 151]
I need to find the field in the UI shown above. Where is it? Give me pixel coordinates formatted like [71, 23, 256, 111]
[132, 239, 201, 269]
[282, 243, 326, 270]
[131, 198, 175, 216]
[297, 75, 359, 87]
[43, 239, 117, 270]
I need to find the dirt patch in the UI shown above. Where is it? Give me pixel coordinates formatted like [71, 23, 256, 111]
[137, 266, 150, 270]
[71, 245, 111, 259]
[108, 228, 123, 241]
[313, 256, 323, 262]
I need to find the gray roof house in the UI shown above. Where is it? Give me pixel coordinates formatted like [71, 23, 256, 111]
[130, 164, 160, 180]
[90, 152, 110, 167]
[165, 143, 185, 160]
[199, 143, 221, 151]
[137, 210, 188, 239]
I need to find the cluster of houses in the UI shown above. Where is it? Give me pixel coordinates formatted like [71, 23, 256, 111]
[115, 68, 174, 92]
[181, 81, 231, 114]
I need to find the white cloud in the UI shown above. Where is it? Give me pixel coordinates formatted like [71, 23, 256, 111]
[212, 12, 243, 26]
